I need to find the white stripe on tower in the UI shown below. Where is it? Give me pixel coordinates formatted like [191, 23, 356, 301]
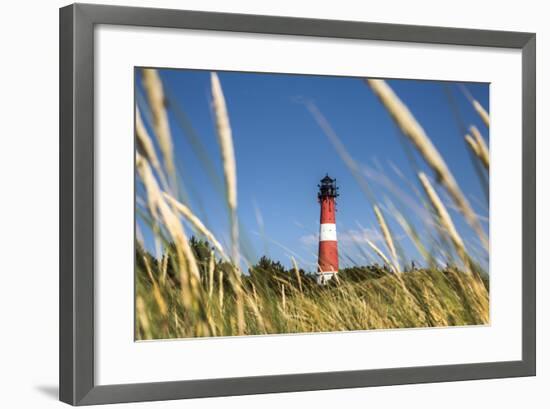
[319, 223, 337, 241]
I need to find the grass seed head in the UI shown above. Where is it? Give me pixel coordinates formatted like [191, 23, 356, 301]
[367, 78, 487, 249]
[141, 68, 175, 179]
[469, 125, 490, 170]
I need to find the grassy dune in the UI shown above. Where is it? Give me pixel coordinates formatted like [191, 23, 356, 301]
[136, 250, 489, 340]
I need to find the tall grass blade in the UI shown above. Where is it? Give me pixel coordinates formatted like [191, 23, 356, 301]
[141, 69, 175, 182]
[366, 78, 488, 250]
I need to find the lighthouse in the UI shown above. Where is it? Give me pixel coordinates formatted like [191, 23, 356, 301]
[317, 174, 339, 284]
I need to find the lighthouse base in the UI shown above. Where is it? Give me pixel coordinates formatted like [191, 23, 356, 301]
[316, 271, 337, 285]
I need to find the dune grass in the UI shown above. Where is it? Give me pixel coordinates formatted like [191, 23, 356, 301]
[136, 250, 489, 339]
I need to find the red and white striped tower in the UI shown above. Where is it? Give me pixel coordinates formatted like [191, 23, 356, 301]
[317, 174, 339, 284]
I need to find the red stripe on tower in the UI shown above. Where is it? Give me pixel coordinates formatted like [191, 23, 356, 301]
[317, 174, 339, 284]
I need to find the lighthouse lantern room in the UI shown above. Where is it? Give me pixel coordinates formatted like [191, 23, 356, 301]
[317, 174, 339, 285]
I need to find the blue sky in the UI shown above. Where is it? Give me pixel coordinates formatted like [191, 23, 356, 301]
[136, 69, 489, 272]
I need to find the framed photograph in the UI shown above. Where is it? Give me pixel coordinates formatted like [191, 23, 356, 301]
[59, 3, 536, 405]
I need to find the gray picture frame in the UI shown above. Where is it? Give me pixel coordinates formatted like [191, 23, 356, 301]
[59, 3, 536, 406]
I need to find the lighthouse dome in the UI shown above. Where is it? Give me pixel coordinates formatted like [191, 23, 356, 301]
[318, 174, 339, 199]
